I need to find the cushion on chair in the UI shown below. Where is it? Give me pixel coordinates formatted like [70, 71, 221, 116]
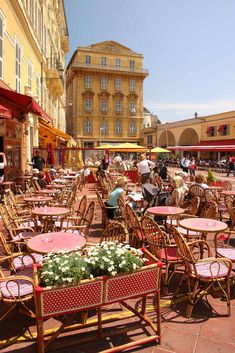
[191, 258, 229, 278]
[12, 253, 43, 270]
[0, 268, 33, 298]
[217, 248, 235, 262]
[160, 247, 179, 261]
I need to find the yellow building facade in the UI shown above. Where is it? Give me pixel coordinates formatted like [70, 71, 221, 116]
[66, 41, 148, 148]
[0, 0, 69, 172]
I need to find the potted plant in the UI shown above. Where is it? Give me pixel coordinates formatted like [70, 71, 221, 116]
[207, 168, 216, 185]
[34, 243, 162, 353]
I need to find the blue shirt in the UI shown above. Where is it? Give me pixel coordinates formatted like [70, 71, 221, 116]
[107, 187, 123, 207]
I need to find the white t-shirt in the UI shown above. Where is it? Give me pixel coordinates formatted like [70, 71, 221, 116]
[137, 159, 155, 175]
[114, 155, 122, 163]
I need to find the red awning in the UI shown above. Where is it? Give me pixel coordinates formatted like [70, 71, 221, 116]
[0, 87, 52, 124]
[206, 126, 214, 134]
[218, 124, 227, 132]
[0, 104, 12, 119]
[168, 140, 235, 152]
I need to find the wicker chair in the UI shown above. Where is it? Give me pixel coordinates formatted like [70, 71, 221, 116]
[214, 230, 235, 263]
[224, 195, 235, 230]
[200, 201, 219, 220]
[142, 216, 183, 295]
[0, 254, 35, 321]
[62, 201, 95, 239]
[100, 221, 129, 243]
[125, 204, 145, 247]
[173, 227, 232, 318]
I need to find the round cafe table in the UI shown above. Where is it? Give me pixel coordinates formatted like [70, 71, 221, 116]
[179, 217, 228, 241]
[32, 207, 70, 232]
[34, 189, 58, 195]
[27, 232, 86, 254]
[24, 196, 53, 206]
[62, 175, 77, 180]
[147, 206, 185, 226]
[222, 190, 235, 196]
[147, 206, 185, 217]
[46, 184, 65, 189]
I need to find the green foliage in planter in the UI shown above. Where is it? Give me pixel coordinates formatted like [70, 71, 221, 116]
[39, 243, 146, 287]
[40, 250, 89, 287]
[207, 168, 216, 183]
[84, 243, 145, 278]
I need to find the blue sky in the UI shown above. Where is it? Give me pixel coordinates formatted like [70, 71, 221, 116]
[64, 0, 235, 123]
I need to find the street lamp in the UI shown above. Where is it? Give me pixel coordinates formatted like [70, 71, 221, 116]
[99, 127, 105, 145]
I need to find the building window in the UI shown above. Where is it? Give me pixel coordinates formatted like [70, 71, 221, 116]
[101, 99, 107, 112]
[15, 41, 21, 93]
[130, 60, 135, 71]
[130, 79, 136, 91]
[28, 61, 32, 89]
[129, 119, 136, 134]
[218, 124, 229, 136]
[85, 119, 92, 133]
[101, 57, 107, 67]
[129, 101, 136, 113]
[0, 16, 3, 79]
[36, 76, 40, 99]
[86, 55, 91, 65]
[115, 78, 121, 91]
[115, 58, 121, 69]
[115, 120, 121, 134]
[115, 100, 122, 112]
[100, 77, 107, 90]
[147, 135, 153, 145]
[101, 119, 108, 134]
[206, 126, 215, 137]
[85, 76, 92, 89]
[85, 98, 92, 111]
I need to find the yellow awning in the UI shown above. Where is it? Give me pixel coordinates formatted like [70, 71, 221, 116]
[39, 120, 71, 142]
[151, 147, 171, 153]
[110, 142, 147, 152]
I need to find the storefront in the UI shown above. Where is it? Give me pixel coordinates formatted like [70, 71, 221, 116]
[0, 85, 52, 177]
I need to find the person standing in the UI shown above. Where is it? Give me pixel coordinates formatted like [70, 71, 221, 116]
[31, 151, 45, 171]
[137, 153, 155, 184]
[226, 154, 235, 177]
[181, 155, 190, 173]
[189, 157, 197, 180]
[101, 154, 109, 173]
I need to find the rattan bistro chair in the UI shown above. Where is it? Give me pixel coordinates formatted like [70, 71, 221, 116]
[173, 227, 232, 318]
[142, 216, 183, 295]
[0, 253, 35, 321]
[100, 221, 129, 244]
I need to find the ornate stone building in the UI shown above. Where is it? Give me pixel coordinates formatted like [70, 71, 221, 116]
[66, 40, 148, 148]
[0, 0, 70, 173]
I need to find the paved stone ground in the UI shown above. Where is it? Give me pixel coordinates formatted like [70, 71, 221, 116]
[0, 175, 235, 353]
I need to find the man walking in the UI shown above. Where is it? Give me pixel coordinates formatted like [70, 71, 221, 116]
[31, 150, 45, 171]
[137, 154, 155, 184]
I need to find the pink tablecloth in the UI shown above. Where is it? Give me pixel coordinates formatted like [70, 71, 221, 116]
[179, 218, 228, 233]
[147, 206, 185, 216]
[27, 232, 86, 254]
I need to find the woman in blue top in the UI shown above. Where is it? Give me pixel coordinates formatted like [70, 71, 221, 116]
[106, 176, 127, 219]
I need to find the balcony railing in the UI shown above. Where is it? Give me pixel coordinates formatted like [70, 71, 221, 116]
[72, 62, 149, 75]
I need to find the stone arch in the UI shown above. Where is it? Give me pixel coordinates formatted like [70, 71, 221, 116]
[158, 130, 176, 147]
[178, 128, 199, 145]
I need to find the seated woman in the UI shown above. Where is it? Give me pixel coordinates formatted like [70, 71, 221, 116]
[106, 176, 127, 219]
[167, 176, 187, 207]
[194, 174, 209, 189]
[37, 171, 48, 189]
